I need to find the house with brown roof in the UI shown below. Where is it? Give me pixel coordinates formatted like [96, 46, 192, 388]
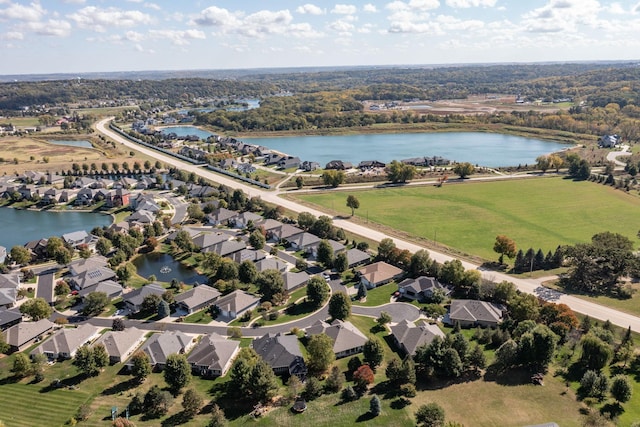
[356, 261, 404, 289]
[93, 327, 146, 364]
[31, 324, 101, 360]
[214, 290, 260, 321]
[447, 299, 505, 328]
[3, 318, 54, 351]
[390, 319, 446, 356]
[175, 284, 221, 314]
[305, 320, 367, 359]
[187, 332, 240, 378]
[397, 276, 450, 302]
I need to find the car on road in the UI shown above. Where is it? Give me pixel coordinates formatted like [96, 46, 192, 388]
[322, 273, 331, 281]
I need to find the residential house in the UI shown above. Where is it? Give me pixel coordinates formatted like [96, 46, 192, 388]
[3, 318, 55, 351]
[447, 299, 505, 328]
[305, 320, 367, 358]
[282, 271, 310, 293]
[346, 248, 371, 268]
[68, 256, 109, 276]
[308, 239, 345, 259]
[206, 207, 238, 226]
[267, 223, 303, 243]
[229, 211, 262, 229]
[255, 258, 288, 273]
[397, 276, 450, 302]
[23, 238, 48, 260]
[69, 266, 116, 290]
[325, 160, 353, 170]
[75, 188, 95, 206]
[104, 189, 130, 208]
[356, 261, 404, 289]
[302, 161, 320, 172]
[31, 324, 101, 360]
[287, 232, 321, 252]
[175, 285, 221, 314]
[126, 209, 156, 226]
[62, 230, 93, 249]
[255, 218, 282, 234]
[237, 163, 256, 174]
[227, 249, 267, 264]
[42, 188, 71, 205]
[187, 333, 240, 378]
[130, 193, 160, 212]
[390, 319, 446, 356]
[206, 240, 246, 257]
[599, 134, 621, 148]
[264, 153, 285, 166]
[122, 283, 166, 314]
[94, 327, 146, 364]
[36, 272, 56, 306]
[358, 160, 385, 170]
[0, 307, 22, 331]
[128, 331, 195, 369]
[219, 158, 237, 169]
[253, 332, 307, 378]
[214, 290, 260, 320]
[77, 280, 123, 300]
[278, 156, 301, 170]
[193, 232, 228, 252]
[0, 273, 20, 308]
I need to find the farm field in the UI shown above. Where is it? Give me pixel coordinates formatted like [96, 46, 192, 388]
[295, 177, 640, 262]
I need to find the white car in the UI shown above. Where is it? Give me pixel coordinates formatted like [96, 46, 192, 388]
[322, 273, 331, 281]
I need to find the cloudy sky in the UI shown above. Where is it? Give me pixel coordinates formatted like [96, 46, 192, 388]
[1, 0, 639, 75]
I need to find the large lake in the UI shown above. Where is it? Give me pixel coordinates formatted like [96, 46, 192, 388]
[0, 208, 112, 249]
[245, 132, 570, 167]
[161, 126, 214, 140]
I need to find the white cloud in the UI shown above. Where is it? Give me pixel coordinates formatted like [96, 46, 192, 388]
[331, 4, 357, 14]
[446, 0, 496, 7]
[68, 6, 153, 32]
[329, 18, 355, 35]
[63, 0, 86, 4]
[144, 3, 161, 11]
[192, 6, 241, 27]
[363, 4, 378, 12]
[522, 0, 601, 33]
[25, 19, 72, 37]
[408, 0, 440, 10]
[607, 3, 625, 14]
[0, 2, 46, 22]
[124, 30, 144, 42]
[296, 4, 324, 15]
[149, 29, 205, 45]
[1, 30, 23, 40]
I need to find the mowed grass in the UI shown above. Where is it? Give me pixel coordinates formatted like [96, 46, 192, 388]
[296, 177, 640, 261]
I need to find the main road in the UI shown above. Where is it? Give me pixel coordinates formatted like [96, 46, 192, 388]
[96, 118, 640, 332]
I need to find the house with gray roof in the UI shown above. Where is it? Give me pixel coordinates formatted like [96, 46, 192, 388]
[193, 232, 228, 251]
[390, 319, 446, 356]
[62, 230, 91, 248]
[127, 330, 196, 369]
[126, 209, 156, 226]
[94, 327, 146, 364]
[288, 232, 321, 252]
[0, 273, 20, 308]
[214, 290, 260, 321]
[255, 258, 288, 273]
[36, 272, 56, 306]
[447, 299, 505, 328]
[227, 249, 267, 264]
[255, 218, 282, 233]
[229, 211, 262, 229]
[346, 248, 371, 268]
[175, 284, 221, 314]
[206, 207, 238, 226]
[267, 223, 303, 243]
[206, 240, 247, 257]
[78, 280, 123, 300]
[397, 276, 450, 302]
[187, 332, 240, 378]
[31, 324, 101, 360]
[68, 255, 109, 276]
[282, 271, 310, 292]
[122, 283, 165, 313]
[0, 307, 22, 331]
[69, 266, 116, 290]
[253, 332, 307, 378]
[305, 320, 367, 359]
[3, 318, 55, 351]
[307, 239, 346, 259]
[357, 261, 404, 289]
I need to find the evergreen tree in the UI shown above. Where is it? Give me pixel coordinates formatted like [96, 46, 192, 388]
[610, 375, 633, 404]
[356, 282, 367, 300]
[182, 388, 203, 418]
[534, 249, 545, 270]
[544, 250, 554, 269]
[469, 344, 486, 372]
[324, 365, 344, 393]
[513, 249, 525, 273]
[370, 395, 381, 417]
[303, 376, 323, 400]
[157, 300, 170, 319]
[250, 359, 279, 403]
[552, 245, 564, 268]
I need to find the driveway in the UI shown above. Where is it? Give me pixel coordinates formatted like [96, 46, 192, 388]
[352, 302, 421, 323]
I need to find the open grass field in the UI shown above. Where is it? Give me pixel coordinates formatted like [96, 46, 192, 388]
[295, 177, 640, 262]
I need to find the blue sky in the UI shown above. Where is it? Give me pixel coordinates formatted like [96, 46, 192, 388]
[1, 0, 639, 75]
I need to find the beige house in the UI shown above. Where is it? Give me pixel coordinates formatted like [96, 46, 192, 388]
[357, 261, 404, 289]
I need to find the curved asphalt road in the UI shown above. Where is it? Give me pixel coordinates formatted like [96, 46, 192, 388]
[96, 118, 640, 333]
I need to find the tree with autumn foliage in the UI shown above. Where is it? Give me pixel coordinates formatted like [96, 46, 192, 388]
[353, 364, 375, 392]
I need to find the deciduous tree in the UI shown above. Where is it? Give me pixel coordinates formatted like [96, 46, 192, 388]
[452, 162, 475, 179]
[306, 333, 335, 375]
[328, 292, 351, 320]
[346, 195, 360, 216]
[130, 351, 151, 383]
[164, 353, 192, 392]
[19, 297, 52, 320]
[493, 235, 517, 265]
[306, 276, 329, 309]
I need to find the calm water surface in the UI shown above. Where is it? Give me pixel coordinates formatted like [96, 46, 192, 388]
[48, 140, 93, 149]
[0, 208, 112, 249]
[161, 126, 213, 140]
[132, 252, 208, 285]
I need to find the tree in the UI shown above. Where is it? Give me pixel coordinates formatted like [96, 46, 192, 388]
[306, 276, 329, 309]
[157, 300, 170, 319]
[12, 353, 32, 378]
[353, 364, 375, 391]
[325, 365, 344, 393]
[295, 176, 304, 189]
[548, 153, 563, 172]
[256, 269, 285, 303]
[55, 281, 71, 297]
[187, 203, 205, 221]
[74, 345, 100, 376]
[410, 249, 434, 278]
[250, 358, 279, 403]
[452, 162, 475, 179]
[82, 291, 109, 316]
[306, 333, 336, 375]
[468, 344, 486, 372]
[536, 155, 551, 173]
[580, 334, 612, 370]
[310, 215, 334, 239]
[356, 282, 367, 300]
[19, 297, 52, 320]
[287, 374, 304, 400]
[141, 293, 161, 314]
[0, 332, 9, 354]
[386, 160, 416, 183]
[334, 251, 349, 272]
[297, 212, 316, 230]
[303, 376, 324, 400]
[363, 338, 384, 371]
[346, 195, 360, 216]
[143, 385, 172, 417]
[494, 339, 518, 371]
[249, 230, 266, 250]
[10, 246, 31, 265]
[328, 292, 351, 320]
[370, 395, 381, 417]
[610, 375, 633, 404]
[322, 170, 345, 187]
[182, 388, 203, 418]
[377, 238, 396, 262]
[130, 351, 151, 383]
[493, 235, 517, 265]
[208, 404, 228, 427]
[173, 230, 194, 252]
[376, 311, 392, 327]
[316, 239, 334, 268]
[238, 260, 258, 284]
[415, 403, 446, 427]
[116, 263, 134, 283]
[164, 353, 192, 392]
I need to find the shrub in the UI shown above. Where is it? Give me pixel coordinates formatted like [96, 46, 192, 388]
[400, 383, 417, 398]
[341, 386, 357, 402]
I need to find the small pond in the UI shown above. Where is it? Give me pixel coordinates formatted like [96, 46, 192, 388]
[160, 126, 214, 140]
[132, 252, 208, 285]
[48, 140, 93, 149]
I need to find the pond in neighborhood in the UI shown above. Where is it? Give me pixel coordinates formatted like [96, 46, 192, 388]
[244, 132, 570, 168]
[132, 252, 208, 285]
[47, 140, 93, 149]
[0, 208, 112, 249]
[160, 126, 214, 140]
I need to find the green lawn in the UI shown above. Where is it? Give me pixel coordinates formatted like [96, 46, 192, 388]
[183, 308, 214, 324]
[295, 177, 640, 261]
[352, 282, 397, 307]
